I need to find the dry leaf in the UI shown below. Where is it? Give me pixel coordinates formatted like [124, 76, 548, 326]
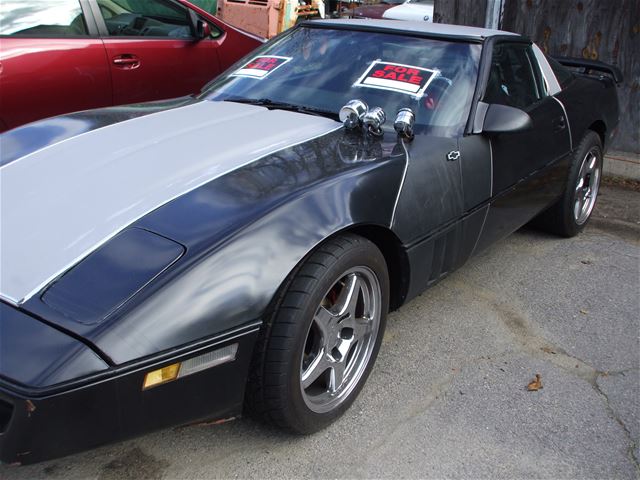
[527, 374, 543, 391]
[580, 309, 589, 315]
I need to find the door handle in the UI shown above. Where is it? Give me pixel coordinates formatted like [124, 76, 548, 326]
[112, 54, 141, 70]
[553, 115, 566, 132]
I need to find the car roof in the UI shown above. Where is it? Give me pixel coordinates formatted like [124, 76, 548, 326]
[304, 19, 520, 42]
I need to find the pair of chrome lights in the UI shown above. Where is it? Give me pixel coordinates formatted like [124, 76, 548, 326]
[339, 99, 415, 139]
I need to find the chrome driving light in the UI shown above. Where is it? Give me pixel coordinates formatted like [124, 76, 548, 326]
[339, 99, 368, 129]
[363, 107, 386, 136]
[394, 108, 415, 139]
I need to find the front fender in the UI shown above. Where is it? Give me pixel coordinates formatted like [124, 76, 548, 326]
[24, 130, 408, 364]
[98, 155, 405, 363]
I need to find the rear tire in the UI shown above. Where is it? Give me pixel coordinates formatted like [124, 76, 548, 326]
[245, 234, 389, 433]
[534, 131, 603, 237]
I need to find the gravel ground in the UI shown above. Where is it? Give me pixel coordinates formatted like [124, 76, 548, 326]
[2, 184, 638, 480]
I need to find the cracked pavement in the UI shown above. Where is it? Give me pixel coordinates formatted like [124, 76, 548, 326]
[2, 183, 638, 479]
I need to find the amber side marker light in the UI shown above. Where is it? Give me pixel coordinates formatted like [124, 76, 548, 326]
[142, 343, 239, 390]
[143, 363, 180, 390]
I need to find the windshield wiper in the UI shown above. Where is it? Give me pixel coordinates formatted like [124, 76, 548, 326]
[224, 98, 338, 120]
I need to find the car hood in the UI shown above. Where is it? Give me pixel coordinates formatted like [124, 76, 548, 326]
[0, 100, 340, 306]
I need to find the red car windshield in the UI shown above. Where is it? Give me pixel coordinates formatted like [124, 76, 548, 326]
[201, 26, 481, 133]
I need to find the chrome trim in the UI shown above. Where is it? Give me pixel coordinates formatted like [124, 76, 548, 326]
[552, 96, 573, 151]
[0, 294, 18, 307]
[489, 138, 494, 197]
[469, 137, 493, 256]
[532, 44, 562, 95]
[363, 107, 386, 136]
[394, 108, 416, 138]
[473, 101, 490, 134]
[573, 147, 601, 225]
[299, 266, 381, 413]
[470, 204, 490, 257]
[390, 140, 410, 228]
[339, 99, 368, 129]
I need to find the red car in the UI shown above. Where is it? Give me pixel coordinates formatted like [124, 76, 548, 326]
[0, 0, 263, 132]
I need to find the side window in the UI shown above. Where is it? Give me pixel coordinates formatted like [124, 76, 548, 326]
[0, 0, 88, 37]
[97, 0, 202, 38]
[484, 43, 544, 110]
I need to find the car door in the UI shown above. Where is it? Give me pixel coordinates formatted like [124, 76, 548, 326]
[0, 0, 111, 131]
[473, 40, 572, 251]
[91, 0, 223, 105]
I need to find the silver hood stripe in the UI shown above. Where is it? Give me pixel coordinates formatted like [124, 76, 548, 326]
[0, 100, 340, 305]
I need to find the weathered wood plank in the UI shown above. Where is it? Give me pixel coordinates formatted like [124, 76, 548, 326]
[502, 0, 639, 153]
[433, 0, 488, 27]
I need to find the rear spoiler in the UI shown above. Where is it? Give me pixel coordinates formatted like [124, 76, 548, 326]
[554, 57, 624, 85]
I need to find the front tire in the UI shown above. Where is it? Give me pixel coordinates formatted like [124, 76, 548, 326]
[535, 131, 603, 237]
[246, 234, 389, 433]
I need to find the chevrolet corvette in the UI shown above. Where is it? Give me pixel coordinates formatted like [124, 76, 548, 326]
[0, 20, 621, 464]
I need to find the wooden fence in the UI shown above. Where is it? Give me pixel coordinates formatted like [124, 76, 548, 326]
[433, 0, 639, 153]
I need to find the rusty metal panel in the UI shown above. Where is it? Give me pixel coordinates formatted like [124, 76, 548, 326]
[219, 0, 273, 38]
[433, 0, 488, 27]
[501, 0, 639, 153]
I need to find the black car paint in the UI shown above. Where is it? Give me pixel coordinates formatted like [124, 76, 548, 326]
[0, 24, 620, 464]
[0, 127, 408, 464]
[0, 303, 108, 389]
[0, 96, 195, 168]
[23, 128, 408, 365]
[0, 318, 259, 464]
[41, 229, 186, 326]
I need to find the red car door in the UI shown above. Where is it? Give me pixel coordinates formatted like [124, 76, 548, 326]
[92, 0, 222, 105]
[0, 0, 111, 131]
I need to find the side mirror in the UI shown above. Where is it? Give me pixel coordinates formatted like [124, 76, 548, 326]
[482, 103, 532, 135]
[196, 20, 211, 40]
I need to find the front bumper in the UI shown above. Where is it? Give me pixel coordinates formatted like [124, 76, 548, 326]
[0, 324, 259, 465]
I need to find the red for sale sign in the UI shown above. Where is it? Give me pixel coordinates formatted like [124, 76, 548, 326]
[354, 61, 438, 97]
[232, 56, 292, 79]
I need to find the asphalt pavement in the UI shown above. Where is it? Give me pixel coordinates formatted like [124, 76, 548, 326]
[2, 183, 639, 480]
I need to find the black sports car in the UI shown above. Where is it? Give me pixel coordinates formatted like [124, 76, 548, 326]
[0, 20, 621, 464]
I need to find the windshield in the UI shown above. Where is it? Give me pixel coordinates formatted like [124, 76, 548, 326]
[200, 26, 481, 134]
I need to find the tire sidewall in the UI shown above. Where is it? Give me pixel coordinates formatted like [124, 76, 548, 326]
[283, 238, 389, 433]
[561, 132, 603, 236]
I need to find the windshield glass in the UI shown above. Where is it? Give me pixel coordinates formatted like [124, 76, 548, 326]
[200, 26, 481, 134]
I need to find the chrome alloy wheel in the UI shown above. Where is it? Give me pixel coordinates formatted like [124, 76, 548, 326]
[574, 147, 601, 225]
[300, 266, 381, 413]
